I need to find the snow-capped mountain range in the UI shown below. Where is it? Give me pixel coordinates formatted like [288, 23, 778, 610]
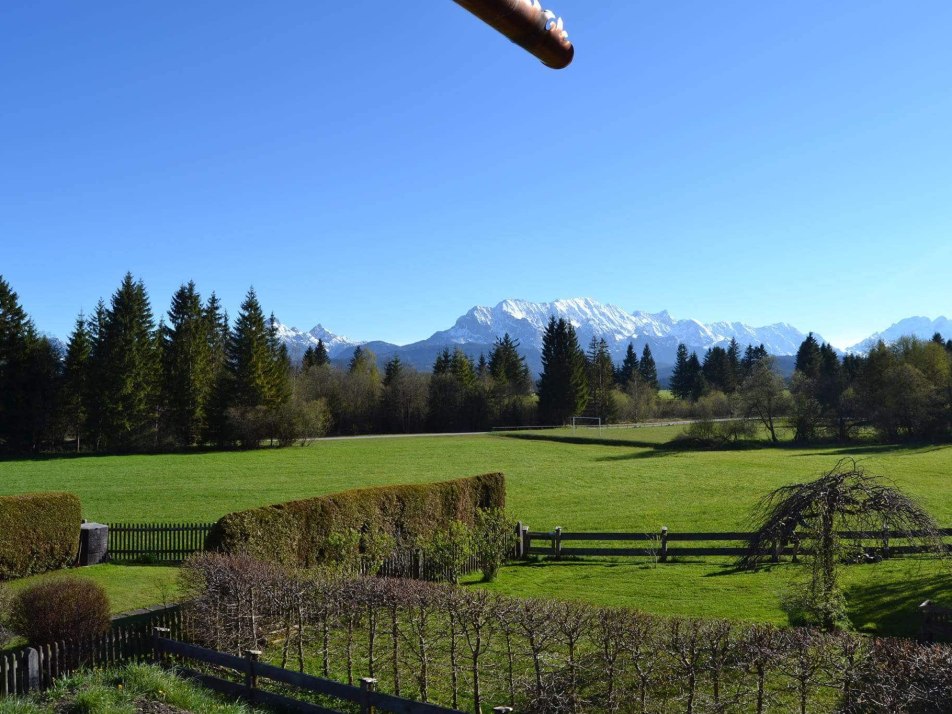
[845, 316, 952, 354]
[275, 297, 830, 376]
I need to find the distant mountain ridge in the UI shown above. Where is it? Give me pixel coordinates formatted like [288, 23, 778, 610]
[276, 297, 827, 377]
[845, 316, 952, 354]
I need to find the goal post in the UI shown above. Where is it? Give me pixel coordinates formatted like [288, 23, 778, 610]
[570, 416, 602, 431]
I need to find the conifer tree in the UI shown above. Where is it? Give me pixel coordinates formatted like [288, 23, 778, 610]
[267, 313, 291, 407]
[638, 344, 659, 390]
[537, 317, 588, 425]
[228, 288, 275, 409]
[488, 333, 531, 397]
[60, 313, 91, 452]
[669, 344, 692, 400]
[96, 274, 160, 451]
[202, 292, 231, 446]
[617, 342, 639, 386]
[687, 351, 704, 401]
[587, 337, 616, 420]
[727, 338, 741, 390]
[795, 333, 823, 378]
[313, 339, 330, 367]
[162, 281, 214, 446]
[301, 345, 317, 370]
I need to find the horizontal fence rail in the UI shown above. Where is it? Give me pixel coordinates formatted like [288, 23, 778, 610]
[519, 526, 952, 562]
[107, 522, 214, 564]
[156, 636, 468, 714]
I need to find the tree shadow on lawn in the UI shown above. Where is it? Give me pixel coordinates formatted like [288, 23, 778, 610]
[789, 443, 952, 458]
[843, 566, 952, 638]
[497, 433, 663, 449]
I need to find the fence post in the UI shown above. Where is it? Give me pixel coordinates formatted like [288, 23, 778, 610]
[244, 649, 261, 702]
[25, 648, 40, 693]
[792, 534, 800, 563]
[771, 538, 780, 563]
[515, 521, 523, 559]
[152, 627, 171, 664]
[660, 526, 668, 563]
[360, 677, 377, 714]
[554, 527, 562, 560]
[524, 526, 532, 560]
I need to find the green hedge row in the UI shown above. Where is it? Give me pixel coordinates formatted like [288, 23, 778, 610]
[0, 492, 82, 579]
[206, 473, 506, 567]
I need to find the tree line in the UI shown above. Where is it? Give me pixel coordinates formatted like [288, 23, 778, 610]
[3, 272, 951, 453]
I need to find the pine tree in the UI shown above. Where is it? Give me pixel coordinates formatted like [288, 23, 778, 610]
[537, 317, 588, 425]
[60, 313, 92, 452]
[687, 351, 704, 401]
[795, 333, 822, 378]
[702, 346, 733, 393]
[0, 276, 38, 452]
[587, 337, 616, 420]
[638, 344, 659, 390]
[488, 333, 531, 397]
[228, 288, 275, 409]
[727, 338, 741, 391]
[301, 346, 317, 370]
[617, 343, 639, 386]
[162, 281, 214, 446]
[96, 273, 160, 451]
[669, 344, 692, 400]
[202, 292, 231, 447]
[313, 339, 330, 367]
[267, 313, 291, 407]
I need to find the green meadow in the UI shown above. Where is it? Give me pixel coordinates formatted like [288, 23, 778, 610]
[3, 427, 951, 634]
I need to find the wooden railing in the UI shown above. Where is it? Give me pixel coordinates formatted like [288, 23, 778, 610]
[155, 636, 478, 714]
[107, 522, 214, 564]
[518, 526, 952, 562]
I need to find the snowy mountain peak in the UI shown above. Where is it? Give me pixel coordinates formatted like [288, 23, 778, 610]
[846, 315, 952, 354]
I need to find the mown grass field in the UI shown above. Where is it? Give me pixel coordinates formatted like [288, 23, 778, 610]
[3, 426, 951, 635]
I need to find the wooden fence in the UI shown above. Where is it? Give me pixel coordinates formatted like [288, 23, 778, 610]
[0, 606, 183, 696]
[518, 525, 952, 562]
[107, 522, 214, 564]
[155, 635, 486, 714]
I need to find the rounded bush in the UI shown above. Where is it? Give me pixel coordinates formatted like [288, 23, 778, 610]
[10, 576, 111, 644]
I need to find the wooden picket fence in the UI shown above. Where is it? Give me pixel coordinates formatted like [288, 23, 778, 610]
[518, 525, 952, 562]
[0, 606, 183, 696]
[107, 522, 214, 564]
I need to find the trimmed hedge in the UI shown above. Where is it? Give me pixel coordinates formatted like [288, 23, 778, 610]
[206, 473, 505, 567]
[0, 492, 82, 579]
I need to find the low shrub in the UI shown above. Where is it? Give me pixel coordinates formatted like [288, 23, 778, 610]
[9, 576, 111, 645]
[0, 492, 81, 579]
[206, 473, 505, 568]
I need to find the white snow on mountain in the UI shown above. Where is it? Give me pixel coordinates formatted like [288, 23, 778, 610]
[274, 323, 361, 361]
[846, 316, 952, 354]
[422, 297, 821, 361]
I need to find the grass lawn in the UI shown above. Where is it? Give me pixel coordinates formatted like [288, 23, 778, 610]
[6, 564, 181, 615]
[2, 427, 951, 635]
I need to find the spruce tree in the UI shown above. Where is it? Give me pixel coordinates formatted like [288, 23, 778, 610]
[301, 346, 317, 370]
[228, 288, 274, 409]
[618, 342, 639, 386]
[795, 333, 822, 378]
[313, 339, 330, 367]
[96, 274, 160, 451]
[537, 317, 588, 425]
[267, 313, 291, 407]
[162, 281, 214, 446]
[638, 344, 659, 390]
[669, 344, 692, 400]
[0, 276, 38, 452]
[202, 292, 231, 446]
[687, 351, 704, 401]
[60, 313, 92, 452]
[727, 338, 741, 391]
[488, 333, 531, 397]
[587, 337, 616, 420]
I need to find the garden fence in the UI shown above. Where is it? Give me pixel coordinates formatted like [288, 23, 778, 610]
[518, 525, 952, 562]
[107, 522, 214, 564]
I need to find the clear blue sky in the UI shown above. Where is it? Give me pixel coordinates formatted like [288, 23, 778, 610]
[3, 1, 951, 348]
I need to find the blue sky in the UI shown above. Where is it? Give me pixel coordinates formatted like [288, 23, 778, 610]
[2, 1, 951, 348]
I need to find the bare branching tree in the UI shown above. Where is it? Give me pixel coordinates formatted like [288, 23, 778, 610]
[740, 459, 944, 629]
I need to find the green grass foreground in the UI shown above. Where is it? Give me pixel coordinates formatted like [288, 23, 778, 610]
[0, 663, 256, 714]
[2, 427, 951, 634]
